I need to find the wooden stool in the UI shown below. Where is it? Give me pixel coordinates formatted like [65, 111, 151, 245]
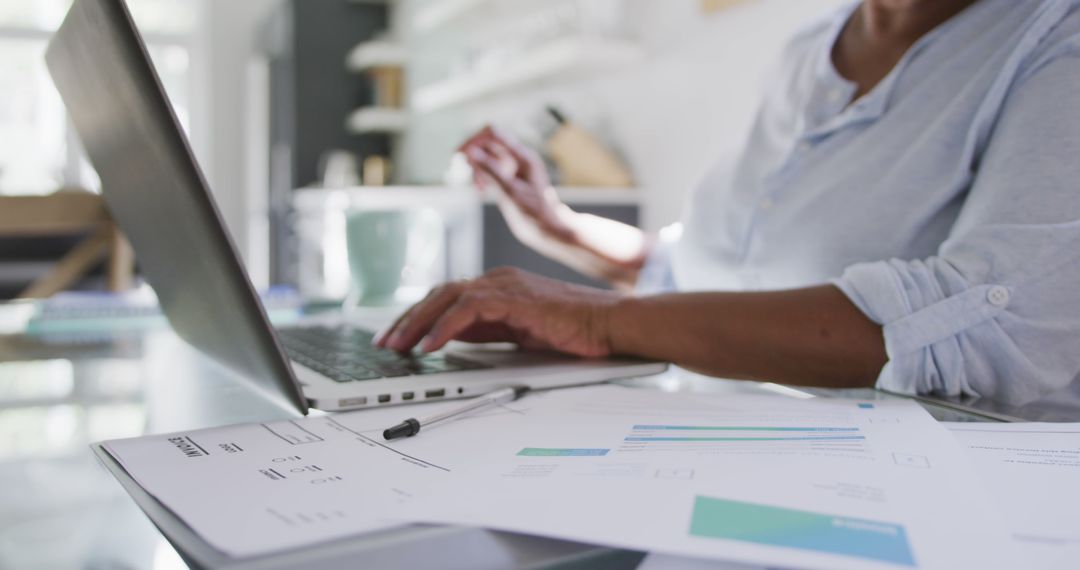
[0, 190, 134, 299]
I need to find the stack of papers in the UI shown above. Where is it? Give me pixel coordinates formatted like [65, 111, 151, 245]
[101, 385, 1079, 569]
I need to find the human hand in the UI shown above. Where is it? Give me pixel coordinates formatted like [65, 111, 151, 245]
[374, 267, 620, 358]
[459, 126, 577, 244]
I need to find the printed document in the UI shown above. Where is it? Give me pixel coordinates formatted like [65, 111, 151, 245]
[101, 397, 538, 558]
[390, 385, 1018, 569]
[640, 422, 1080, 570]
[944, 422, 1080, 568]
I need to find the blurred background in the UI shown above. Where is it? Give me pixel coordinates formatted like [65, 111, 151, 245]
[0, 0, 844, 302]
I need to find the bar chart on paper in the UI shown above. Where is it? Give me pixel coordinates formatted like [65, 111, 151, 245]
[689, 496, 916, 567]
[618, 425, 870, 456]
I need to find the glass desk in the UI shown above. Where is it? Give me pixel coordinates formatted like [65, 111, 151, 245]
[0, 302, 1060, 570]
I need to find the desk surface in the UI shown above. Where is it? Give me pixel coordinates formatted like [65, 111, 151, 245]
[0, 305, 1065, 570]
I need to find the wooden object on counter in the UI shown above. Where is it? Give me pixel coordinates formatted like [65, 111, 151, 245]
[545, 110, 634, 188]
[0, 191, 135, 298]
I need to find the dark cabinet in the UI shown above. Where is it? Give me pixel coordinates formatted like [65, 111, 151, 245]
[260, 0, 389, 286]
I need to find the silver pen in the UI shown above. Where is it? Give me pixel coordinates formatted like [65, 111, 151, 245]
[382, 385, 530, 440]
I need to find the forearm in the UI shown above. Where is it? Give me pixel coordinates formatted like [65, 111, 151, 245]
[564, 206, 650, 289]
[606, 285, 887, 388]
[498, 190, 649, 290]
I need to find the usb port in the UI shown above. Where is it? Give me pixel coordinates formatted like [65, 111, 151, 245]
[377, 394, 391, 404]
[425, 389, 445, 399]
[402, 391, 415, 401]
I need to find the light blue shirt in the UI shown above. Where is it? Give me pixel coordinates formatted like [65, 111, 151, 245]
[645, 0, 1080, 407]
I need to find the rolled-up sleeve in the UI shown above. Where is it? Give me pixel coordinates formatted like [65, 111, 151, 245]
[636, 223, 683, 295]
[834, 47, 1080, 404]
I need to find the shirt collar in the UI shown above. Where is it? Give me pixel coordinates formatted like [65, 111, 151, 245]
[803, 0, 968, 140]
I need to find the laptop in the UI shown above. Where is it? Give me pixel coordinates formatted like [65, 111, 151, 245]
[45, 0, 666, 414]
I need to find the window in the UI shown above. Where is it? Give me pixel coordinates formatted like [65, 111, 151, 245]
[0, 0, 200, 195]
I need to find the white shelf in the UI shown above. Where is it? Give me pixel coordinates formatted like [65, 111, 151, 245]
[485, 187, 641, 207]
[295, 186, 641, 210]
[554, 187, 640, 206]
[413, 0, 491, 34]
[346, 108, 409, 134]
[346, 39, 406, 71]
[411, 37, 642, 113]
[295, 186, 473, 213]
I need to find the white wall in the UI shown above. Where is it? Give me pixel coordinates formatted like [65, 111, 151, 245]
[190, 0, 279, 284]
[607, 0, 845, 230]
[400, 0, 845, 232]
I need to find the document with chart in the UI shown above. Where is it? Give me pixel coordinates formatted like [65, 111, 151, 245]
[390, 386, 1019, 570]
[623, 421, 1080, 570]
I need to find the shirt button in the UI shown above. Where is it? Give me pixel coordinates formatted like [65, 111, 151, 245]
[987, 286, 1011, 308]
[797, 141, 813, 153]
[827, 89, 845, 104]
[760, 198, 775, 211]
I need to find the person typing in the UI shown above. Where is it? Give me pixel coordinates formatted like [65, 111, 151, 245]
[376, 0, 1080, 409]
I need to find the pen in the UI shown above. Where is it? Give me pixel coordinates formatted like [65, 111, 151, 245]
[383, 385, 530, 440]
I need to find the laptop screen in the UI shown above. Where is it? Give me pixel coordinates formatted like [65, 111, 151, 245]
[46, 0, 308, 414]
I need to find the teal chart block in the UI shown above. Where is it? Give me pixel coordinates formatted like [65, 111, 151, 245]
[689, 496, 916, 566]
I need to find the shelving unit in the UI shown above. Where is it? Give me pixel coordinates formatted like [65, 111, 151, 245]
[345, 107, 409, 134]
[412, 37, 642, 113]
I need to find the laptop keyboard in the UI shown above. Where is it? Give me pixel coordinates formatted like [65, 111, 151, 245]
[277, 325, 489, 383]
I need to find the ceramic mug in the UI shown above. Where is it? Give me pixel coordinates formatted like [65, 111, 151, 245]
[345, 209, 443, 307]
